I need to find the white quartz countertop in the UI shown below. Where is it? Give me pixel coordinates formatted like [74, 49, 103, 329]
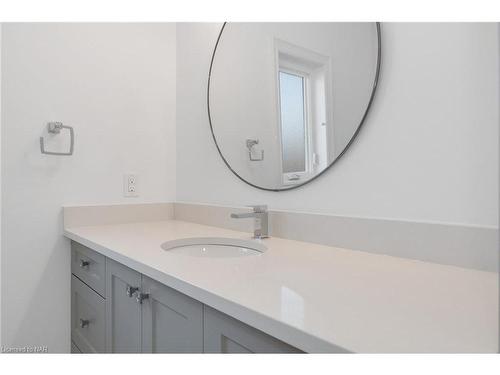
[64, 219, 498, 353]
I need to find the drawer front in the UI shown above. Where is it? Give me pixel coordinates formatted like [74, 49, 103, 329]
[71, 275, 106, 353]
[71, 241, 106, 297]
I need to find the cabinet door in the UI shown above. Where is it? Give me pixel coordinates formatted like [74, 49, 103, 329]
[203, 306, 301, 353]
[141, 276, 203, 353]
[106, 258, 142, 353]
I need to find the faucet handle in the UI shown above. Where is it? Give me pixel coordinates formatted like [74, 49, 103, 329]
[246, 205, 267, 213]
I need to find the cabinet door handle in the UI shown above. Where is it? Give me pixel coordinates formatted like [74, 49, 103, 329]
[79, 318, 90, 328]
[126, 286, 139, 298]
[79, 259, 90, 268]
[136, 292, 149, 304]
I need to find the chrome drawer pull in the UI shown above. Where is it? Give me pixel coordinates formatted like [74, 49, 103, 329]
[126, 286, 139, 297]
[79, 318, 90, 328]
[79, 259, 90, 268]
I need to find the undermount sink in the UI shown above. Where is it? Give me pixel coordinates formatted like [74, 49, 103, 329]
[161, 237, 266, 258]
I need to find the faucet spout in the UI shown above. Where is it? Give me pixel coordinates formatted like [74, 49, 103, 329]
[230, 205, 269, 239]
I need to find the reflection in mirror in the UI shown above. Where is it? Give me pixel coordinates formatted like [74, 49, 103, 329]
[208, 23, 381, 191]
[279, 71, 307, 183]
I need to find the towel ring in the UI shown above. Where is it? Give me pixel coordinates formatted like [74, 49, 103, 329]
[40, 122, 74, 156]
[246, 139, 264, 162]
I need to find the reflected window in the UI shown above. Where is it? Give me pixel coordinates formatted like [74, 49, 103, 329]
[275, 39, 330, 186]
[279, 71, 307, 175]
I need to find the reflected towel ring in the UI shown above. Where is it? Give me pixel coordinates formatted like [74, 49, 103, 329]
[40, 122, 74, 156]
[246, 139, 264, 161]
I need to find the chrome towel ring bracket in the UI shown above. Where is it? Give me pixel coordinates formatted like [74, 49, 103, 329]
[246, 138, 264, 161]
[40, 122, 74, 156]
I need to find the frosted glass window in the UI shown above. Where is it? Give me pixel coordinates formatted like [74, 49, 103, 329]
[279, 71, 306, 173]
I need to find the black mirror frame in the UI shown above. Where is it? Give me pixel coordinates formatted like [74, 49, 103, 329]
[207, 22, 382, 192]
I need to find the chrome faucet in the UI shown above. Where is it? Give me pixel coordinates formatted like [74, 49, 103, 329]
[230, 205, 269, 239]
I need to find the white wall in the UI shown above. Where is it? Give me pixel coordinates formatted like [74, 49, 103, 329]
[177, 22, 499, 228]
[1, 23, 177, 352]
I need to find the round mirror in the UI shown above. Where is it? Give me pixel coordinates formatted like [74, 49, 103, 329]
[208, 22, 381, 191]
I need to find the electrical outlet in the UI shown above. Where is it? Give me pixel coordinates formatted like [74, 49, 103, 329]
[124, 173, 138, 197]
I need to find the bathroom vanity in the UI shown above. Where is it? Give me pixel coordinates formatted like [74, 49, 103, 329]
[70, 240, 300, 353]
[64, 204, 498, 354]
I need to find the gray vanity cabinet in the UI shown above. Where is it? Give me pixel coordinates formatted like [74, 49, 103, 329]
[105, 258, 142, 353]
[141, 276, 203, 353]
[71, 241, 301, 354]
[203, 306, 300, 353]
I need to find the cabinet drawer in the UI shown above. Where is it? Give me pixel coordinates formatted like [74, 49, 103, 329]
[71, 275, 106, 353]
[204, 306, 301, 353]
[71, 241, 106, 297]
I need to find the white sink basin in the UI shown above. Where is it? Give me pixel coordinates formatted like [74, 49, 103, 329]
[161, 237, 266, 258]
